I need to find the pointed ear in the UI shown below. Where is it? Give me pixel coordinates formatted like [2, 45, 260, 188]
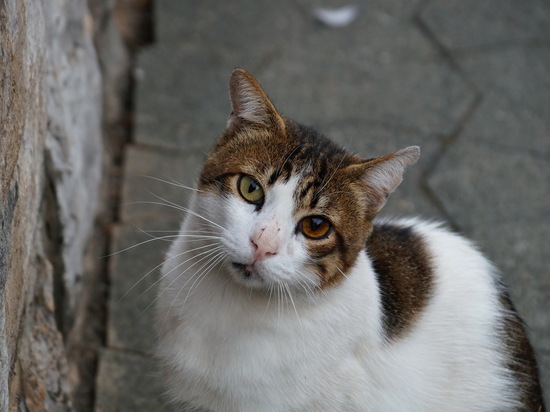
[227, 68, 284, 130]
[344, 146, 420, 213]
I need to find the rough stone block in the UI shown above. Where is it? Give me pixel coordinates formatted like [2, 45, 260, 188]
[420, 0, 550, 51]
[428, 139, 550, 229]
[457, 46, 550, 154]
[95, 349, 176, 412]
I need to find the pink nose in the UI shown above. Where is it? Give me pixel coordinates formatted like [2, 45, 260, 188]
[250, 225, 281, 262]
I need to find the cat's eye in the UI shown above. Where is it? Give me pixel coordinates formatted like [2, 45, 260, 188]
[238, 175, 264, 205]
[300, 216, 332, 239]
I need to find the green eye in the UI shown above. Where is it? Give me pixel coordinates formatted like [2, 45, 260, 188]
[238, 175, 264, 205]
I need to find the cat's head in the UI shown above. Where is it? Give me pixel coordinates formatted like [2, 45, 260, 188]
[195, 69, 419, 294]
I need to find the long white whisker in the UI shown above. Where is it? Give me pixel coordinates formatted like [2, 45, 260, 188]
[162, 249, 226, 321]
[153, 246, 224, 302]
[283, 282, 306, 353]
[140, 175, 205, 193]
[104, 233, 222, 258]
[126, 244, 222, 301]
[144, 247, 224, 316]
[179, 252, 226, 314]
[264, 284, 274, 317]
[336, 266, 349, 280]
[139, 194, 228, 233]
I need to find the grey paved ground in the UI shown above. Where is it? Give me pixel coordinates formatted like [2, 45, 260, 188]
[95, 0, 550, 409]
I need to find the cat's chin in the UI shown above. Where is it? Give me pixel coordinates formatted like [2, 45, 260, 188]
[230, 262, 267, 289]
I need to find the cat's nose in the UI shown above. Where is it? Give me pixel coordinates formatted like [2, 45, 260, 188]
[250, 225, 281, 262]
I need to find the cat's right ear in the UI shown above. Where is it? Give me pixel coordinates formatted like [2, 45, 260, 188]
[342, 146, 420, 214]
[227, 68, 285, 131]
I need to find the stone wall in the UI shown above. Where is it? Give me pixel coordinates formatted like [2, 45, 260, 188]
[1, 0, 102, 410]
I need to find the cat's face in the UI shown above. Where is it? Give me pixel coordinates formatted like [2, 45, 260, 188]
[192, 69, 419, 294]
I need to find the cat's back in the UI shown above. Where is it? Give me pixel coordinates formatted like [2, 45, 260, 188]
[366, 218, 544, 411]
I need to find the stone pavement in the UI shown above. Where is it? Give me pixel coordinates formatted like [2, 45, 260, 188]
[95, 0, 550, 409]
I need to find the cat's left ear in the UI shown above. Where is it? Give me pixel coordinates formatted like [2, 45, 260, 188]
[227, 68, 285, 131]
[344, 146, 420, 213]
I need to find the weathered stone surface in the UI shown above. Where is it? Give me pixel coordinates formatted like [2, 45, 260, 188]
[420, 0, 550, 51]
[0, 0, 103, 409]
[1, 1, 49, 408]
[135, 0, 475, 155]
[95, 349, 176, 412]
[18, 254, 72, 412]
[455, 46, 550, 155]
[43, 0, 103, 325]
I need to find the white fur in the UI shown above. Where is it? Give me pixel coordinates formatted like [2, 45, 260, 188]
[156, 180, 522, 411]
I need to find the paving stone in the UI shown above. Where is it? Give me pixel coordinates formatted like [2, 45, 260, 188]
[95, 348, 176, 412]
[296, 0, 424, 19]
[420, 0, 550, 51]
[456, 46, 550, 154]
[428, 139, 550, 230]
[136, 0, 300, 150]
[108, 215, 182, 354]
[120, 145, 204, 221]
[452, 93, 550, 155]
[134, 44, 228, 151]
[136, 0, 476, 152]
[259, 15, 475, 135]
[154, 0, 299, 47]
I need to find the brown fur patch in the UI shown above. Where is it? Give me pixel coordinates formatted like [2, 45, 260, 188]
[366, 222, 434, 340]
[498, 288, 545, 410]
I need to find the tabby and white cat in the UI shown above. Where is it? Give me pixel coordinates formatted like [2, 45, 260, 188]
[156, 69, 544, 411]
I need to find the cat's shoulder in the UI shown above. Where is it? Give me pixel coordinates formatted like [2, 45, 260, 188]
[366, 217, 496, 340]
[369, 216, 484, 262]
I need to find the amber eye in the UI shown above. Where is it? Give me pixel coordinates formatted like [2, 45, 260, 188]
[300, 216, 332, 239]
[238, 175, 264, 205]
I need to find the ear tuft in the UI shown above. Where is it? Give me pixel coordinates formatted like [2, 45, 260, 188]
[227, 68, 281, 130]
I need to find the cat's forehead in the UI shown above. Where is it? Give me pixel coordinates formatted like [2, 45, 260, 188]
[239, 122, 358, 181]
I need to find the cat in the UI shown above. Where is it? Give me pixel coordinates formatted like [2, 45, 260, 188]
[155, 68, 545, 411]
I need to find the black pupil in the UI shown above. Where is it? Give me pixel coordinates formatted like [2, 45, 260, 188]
[311, 218, 323, 231]
[248, 181, 259, 194]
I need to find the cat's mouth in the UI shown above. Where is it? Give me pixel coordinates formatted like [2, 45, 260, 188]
[231, 262, 264, 284]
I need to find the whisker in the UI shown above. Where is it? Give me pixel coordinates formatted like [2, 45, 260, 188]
[162, 249, 226, 321]
[125, 244, 222, 301]
[105, 233, 222, 258]
[336, 266, 349, 280]
[141, 193, 228, 233]
[140, 175, 205, 193]
[144, 247, 224, 316]
[263, 284, 274, 317]
[283, 282, 306, 354]
[179, 252, 226, 314]
[277, 145, 300, 176]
